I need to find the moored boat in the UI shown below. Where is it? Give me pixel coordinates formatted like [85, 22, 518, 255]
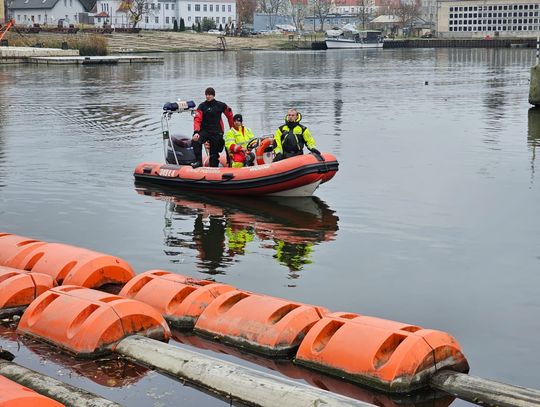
[325, 26, 383, 49]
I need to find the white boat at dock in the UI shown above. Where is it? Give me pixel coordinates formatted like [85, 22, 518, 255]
[325, 25, 383, 49]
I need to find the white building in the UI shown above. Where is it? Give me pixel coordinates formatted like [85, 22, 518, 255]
[92, 0, 235, 29]
[8, 0, 235, 29]
[176, 0, 235, 30]
[8, 0, 94, 26]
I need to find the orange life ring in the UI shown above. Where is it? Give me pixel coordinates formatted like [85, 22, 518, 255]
[255, 138, 274, 165]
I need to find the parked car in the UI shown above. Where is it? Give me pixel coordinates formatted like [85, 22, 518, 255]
[207, 29, 224, 35]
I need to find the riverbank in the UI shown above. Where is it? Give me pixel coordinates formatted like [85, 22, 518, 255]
[4, 30, 318, 54]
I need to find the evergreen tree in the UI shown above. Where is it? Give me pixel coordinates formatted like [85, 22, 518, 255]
[180, 18, 185, 31]
[219, 23, 223, 32]
[173, 19, 178, 31]
[197, 22, 202, 32]
[192, 23, 196, 31]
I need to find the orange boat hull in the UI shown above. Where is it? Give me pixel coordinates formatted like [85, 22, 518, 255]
[134, 153, 338, 196]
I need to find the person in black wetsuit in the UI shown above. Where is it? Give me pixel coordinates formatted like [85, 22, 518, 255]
[191, 87, 234, 168]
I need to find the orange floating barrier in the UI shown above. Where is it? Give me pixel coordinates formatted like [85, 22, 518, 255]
[0, 266, 56, 315]
[6, 242, 135, 288]
[0, 233, 46, 266]
[17, 286, 171, 356]
[295, 312, 469, 393]
[194, 290, 328, 357]
[119, 270, 235, 329]
[0, 375, 64, 406]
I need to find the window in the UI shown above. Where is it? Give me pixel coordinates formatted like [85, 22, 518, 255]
[228, 4, 231, 12]
[166, 16, 169, 23]
[63, 0, 66, 6]
[195, 16, 201, 22]
[171, 3, 174, 9]
[165, 3, 168, 9]
[69, 0, 72, 6]
[215, 4, 219, 12]
[203, 4, 207, 11]
[38, 14, 41, 21]
[222, 16, 225, 22]
[195, 4, 200, 11]
[157, 3, 161, 9]
[155, 16, 159, 23]
[145, 16, 149, 22]
[222, 5, 225, 11]
[188, 16, 191, 21]
[210, 5, 213, 11]
[188, 3, 191, 10]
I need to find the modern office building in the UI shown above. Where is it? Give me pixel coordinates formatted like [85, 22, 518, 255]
[438, 0, 540, 37]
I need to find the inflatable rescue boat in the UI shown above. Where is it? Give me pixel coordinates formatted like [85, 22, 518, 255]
[133, 103, 338, 197]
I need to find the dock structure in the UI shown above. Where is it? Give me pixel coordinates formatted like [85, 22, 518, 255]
[0, 46, 163, 64]
[0, 46, 78, 58]
[29, 55, 164, 64]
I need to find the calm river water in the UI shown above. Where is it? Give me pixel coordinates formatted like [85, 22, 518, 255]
[0, 48, 539, 406]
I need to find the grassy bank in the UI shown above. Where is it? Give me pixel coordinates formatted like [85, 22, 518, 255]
[5, 32, 108, 55]
[105, 30, 322, 53]
[4, 30, 324, 55]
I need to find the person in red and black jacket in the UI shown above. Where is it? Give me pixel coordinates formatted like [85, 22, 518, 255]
[191, 87, 234, 168]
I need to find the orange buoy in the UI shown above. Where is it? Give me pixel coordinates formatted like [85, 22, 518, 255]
[17, 285, 171, 356]
[0, 266, 55, 315]
[194, 290, 328, 357]
[119, 270, 235, 329]
[0, 233, 46, 266]
[255, 137, 274, 165]
[294, 312, 469, 393]
[6, 243, 135, 288]
[0, 375, 64, 406]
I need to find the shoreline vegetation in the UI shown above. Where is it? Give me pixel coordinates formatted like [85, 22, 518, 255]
[4, 30, 322, 55]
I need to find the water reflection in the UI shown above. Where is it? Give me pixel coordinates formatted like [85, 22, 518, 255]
[135, 186, 339, 278]
[0, 322, 149, 387]
[527, 107, 540, 185]
[172, 331, 455, 407]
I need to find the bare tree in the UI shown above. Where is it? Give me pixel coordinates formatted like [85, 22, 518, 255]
[259, 0, 288, 29]
[376, 0, 396, 16]
[356, 0, 374, 29]
[237, 0, 257, 26]
[290, 0, 307, 32]
[120, 0, 153, 29]
[394, 1, 421, 35]
[309, 0, 332, 32]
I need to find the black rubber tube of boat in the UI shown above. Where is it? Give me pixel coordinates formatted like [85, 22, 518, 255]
[431, 370, 540, 407]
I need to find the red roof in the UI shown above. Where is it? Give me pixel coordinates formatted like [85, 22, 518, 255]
[95, 11, 109, 17]
[334, 0, 359, 6]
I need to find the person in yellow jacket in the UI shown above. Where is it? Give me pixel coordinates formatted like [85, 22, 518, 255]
[224, 114, 255, 167]
[273, 108, 320, 162]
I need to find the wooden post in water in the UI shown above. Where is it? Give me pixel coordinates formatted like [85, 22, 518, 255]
[529, 35, 540, 105]
[431, 370, 540, 407]
[0, 359, 122, 407]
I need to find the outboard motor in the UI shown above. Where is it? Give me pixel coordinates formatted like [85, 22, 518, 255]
[166, 134, 197, 165]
